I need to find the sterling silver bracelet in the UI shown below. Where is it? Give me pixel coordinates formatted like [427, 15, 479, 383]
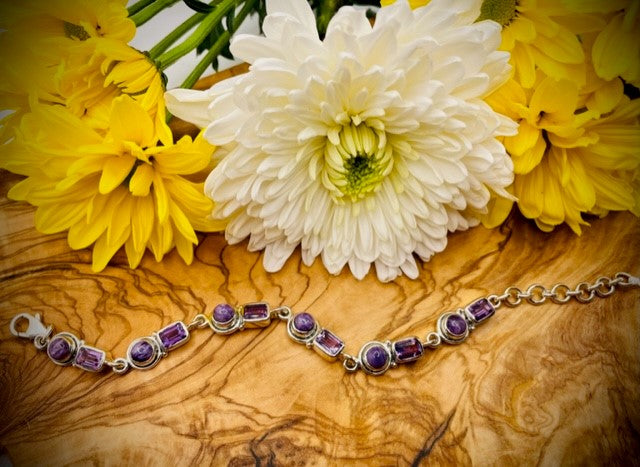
[9, 272, 640, 376]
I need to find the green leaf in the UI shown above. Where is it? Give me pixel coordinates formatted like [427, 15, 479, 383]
[220, 42, 233, 60]
[183, 0, 214, 13]
[226, 5, 236, 32]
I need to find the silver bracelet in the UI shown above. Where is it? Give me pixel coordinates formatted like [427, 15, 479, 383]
[10, 272, 640, 376]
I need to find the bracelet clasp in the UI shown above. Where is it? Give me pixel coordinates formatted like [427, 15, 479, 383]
[9, 313, 52, 340]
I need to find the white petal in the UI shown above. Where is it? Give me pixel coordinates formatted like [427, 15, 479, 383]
[267, 0, 318, 39]
[164, 89, 213, 128]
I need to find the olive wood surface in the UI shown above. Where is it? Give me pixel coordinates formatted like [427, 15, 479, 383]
[0, 67, 639, 465]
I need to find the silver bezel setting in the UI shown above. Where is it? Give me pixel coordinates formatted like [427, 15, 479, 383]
[241, 302, 271, 328]
[46, 332, 80, 366]
[286, 313, 320, 344]
[154, 321, 190, 353]
[126, 336, 162, 370]
[210, 307, 243, 335]
[72, 344, 106, 372]
[391, 336, 424, 364]
[312, 329, 345, 361]
[359, 341, 393, 375]
[437, 311, 470, 345]
[463, 298, 495, 325]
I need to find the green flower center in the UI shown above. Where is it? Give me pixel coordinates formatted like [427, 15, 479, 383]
[323, 123, 393, 203]
[63, 22, 90, 41]
[477, 0, 518, 26]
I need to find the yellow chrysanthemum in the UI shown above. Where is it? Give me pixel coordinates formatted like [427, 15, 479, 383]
[562, 0, 640, 87]
[0, 0, 139, 141]
[381, 0, 595, 88]
[60, 38, 169, 140]
[483, 74, 640, 233]
[1, 96, 224, 271]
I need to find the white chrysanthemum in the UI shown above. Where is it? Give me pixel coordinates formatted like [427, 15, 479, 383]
[166, 0, 516, 282]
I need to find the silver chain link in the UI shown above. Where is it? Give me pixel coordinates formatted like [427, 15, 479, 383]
[187, 314, 209, 331]
[487, 272, 636, 309]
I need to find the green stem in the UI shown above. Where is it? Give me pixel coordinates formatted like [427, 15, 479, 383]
[127, 0, 155, 17]
[179, 0, 257, 90]
[155, 0, 237, 70]
[317, 0, 345, 38]
[149, 10, 207, 59]
[179, 31, 230, 90]
[130, 0, 180, 27]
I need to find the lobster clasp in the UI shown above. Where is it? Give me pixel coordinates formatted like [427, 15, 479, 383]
[10, 313, 53, 340]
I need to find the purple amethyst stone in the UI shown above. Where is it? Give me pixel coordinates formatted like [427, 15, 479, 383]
[314, 329, 344, 358]
[467, 298, 495, 323]
[158, 322, 189, 350]
[293, 313, 315, 334]
[130, 339, 154, 363]
[213, 303, 235, 324]
[48, 336, 73, 363]
[393, 337, 424, 363]
[365, 345, 389, 370]
[74, 346, 105, 372]
[243, 303, 269, 320]
[445, 314, 468, 337]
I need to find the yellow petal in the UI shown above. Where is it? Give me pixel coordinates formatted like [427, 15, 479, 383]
[169, 200, 198, 244]
[92, 226, 130, 272]
[590, 170, 636, 211]
[486, 79, 527, 120]
[35, 200, 86, 233]
[512, 131, 546, 174]
[152, 173, 169, 223]
[129, 163, 154, 196]
[481, 189, 515, 228]
[148, 220, 173, 261]
[592, 13, 639, 80]
[511, 43, 536, 88]
[174, 229, 194, 265]
[532, 27, 584, 64]
[109, 95, 156, 148]
[124, 236, 145, 269]
[586, 77, 623, 115]
[68, 214, 107, 250]
[131, 195, 154, 252]
[107, 193, 132, 247]
[99, 155, 136, 194]
[515, 166, 544, 218]
[529, 78, 578, 122]
[564, 154, 596, 210]
[538, 175, 565, 226]
[152, 135, 214, 175]
[508, 16, 536, 43]
[504, 121, 540, 156]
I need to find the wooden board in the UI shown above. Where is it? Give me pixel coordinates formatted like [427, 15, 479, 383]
[1, 79, 639, 463]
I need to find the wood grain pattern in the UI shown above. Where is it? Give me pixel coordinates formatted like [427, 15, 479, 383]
[1, 75, 639, 464]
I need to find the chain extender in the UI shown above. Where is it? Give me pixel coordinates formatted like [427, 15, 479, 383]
[9, 272, 640, 376]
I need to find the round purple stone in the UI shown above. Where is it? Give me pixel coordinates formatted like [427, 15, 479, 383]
[213, 303, 235, 324]
[365, 345, 389, 370]
[293, 313, 315, 333]
[130, 339, 154, 363]
[446, 314, 468, 336]
[48, 337, 72, 362]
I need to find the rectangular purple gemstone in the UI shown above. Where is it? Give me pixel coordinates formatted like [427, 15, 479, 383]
[158, 322, 189, 350]
[313, 329, 344, 359]
[393, 337, 424, 363]
[242, 302, 271, 327]
[74, 346, 105, 372]
[466, 298, 495, 323]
